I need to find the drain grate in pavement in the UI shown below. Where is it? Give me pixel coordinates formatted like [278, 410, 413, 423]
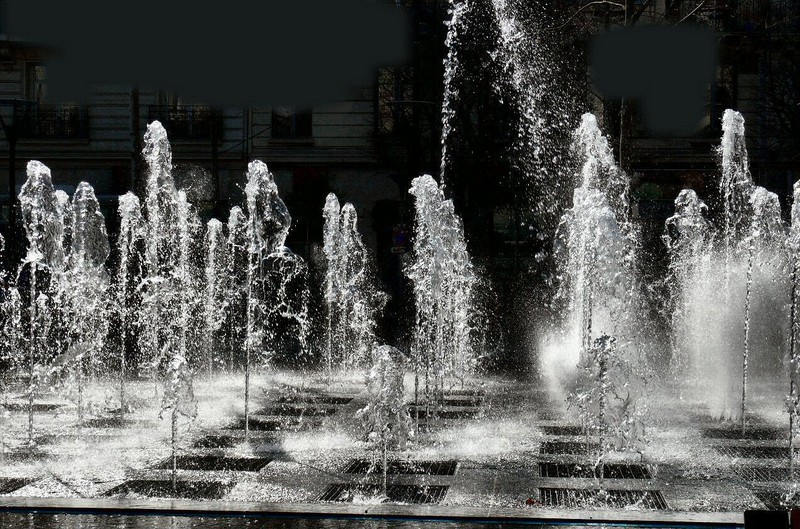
[193, 435, 239, 449]
[407, 407, 478, 420]
[226, 417, 287, 431]
[258, 406, 336, 417]
[105, 479, 233, 499]
[0, 477, 34, 494]
[539, 488, 667, 509]
[411, 397, 482, 407]
[343, 459, 457, 476]
[734, 466, 793, 483]
[444, 389, 484, 397]
[715, 445, 793, 459]
[320, 483, 448, 504]
[1, 403, 64, 412]
[702, 427, 786, 440]
[82, 417, 140, 428]
[541, 425, 585, 436]
[540, 441, 599, 455]
[539, 462, 651, 479]
[152, 455, 271, 472]
[753, 489, 800, 510]
[277, 395, 353, 405]
[537, 410, 564, 421]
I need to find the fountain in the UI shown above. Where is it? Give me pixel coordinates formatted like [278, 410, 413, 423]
[322, 193, 386, 373]
[406, 174, 478, 423]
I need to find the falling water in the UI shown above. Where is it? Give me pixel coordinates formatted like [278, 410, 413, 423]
[64, 181, 111, 425]
[407, 174, 477, 411]
[116, 192, 144, 414]
[203, 218, 228, 375]
[321, 193, 385, 373]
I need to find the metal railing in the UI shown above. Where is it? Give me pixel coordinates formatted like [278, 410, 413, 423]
[13, 103, 89, 140]
[147, 105, 221, 140]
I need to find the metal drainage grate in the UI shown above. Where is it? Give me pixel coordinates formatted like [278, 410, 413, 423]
[539, 488, 667, 509]
[82, 417, 139, 428]
[753, 489, 800, 510]
[278, 395, 353, 405]
[540, 441, 599, 455]
[153, 455, 271, 472]
[193, 435, 239, 449]
[734, 466, 793, 483]
[702, 427, 786, 441]
[105, 479, 233, 499]
[715, 445, 793, 459]
[320, 483, 448, 504]
[407, 407, 478, 420]
[259, 406, 336, 417]
[411, 397, 482, 407]
[226, 417, 284, 432]
[537, 410, 564, 421]
[444, 389, 485, 397]
[541, 425, 585, 436]
[343, 459, 457, 476]
[539, 462, 651, 479]
[0, 477, 34, 494]
[1, 403, 64, 412]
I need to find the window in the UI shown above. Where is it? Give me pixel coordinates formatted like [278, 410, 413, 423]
[271, 106, 312, 139]
[25, 63, 47, 103]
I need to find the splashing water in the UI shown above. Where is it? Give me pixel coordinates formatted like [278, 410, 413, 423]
[407, 174, 478, 397]
[321, 193, 386, 373]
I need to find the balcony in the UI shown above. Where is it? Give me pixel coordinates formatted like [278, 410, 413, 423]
[148, 105, 222, 141]
[13, 103, 89, 140]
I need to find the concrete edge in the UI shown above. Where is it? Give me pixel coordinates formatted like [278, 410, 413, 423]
[0, 496, 745, 527]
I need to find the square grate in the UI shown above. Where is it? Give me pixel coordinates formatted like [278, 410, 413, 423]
[407, 407, 478, 420]
[319, 483, 448, 504]
[1, 403, 64, 412]
[539, 488, 667, 509]
[226, 417, 284, 432]
[278, 394, 353, 405]
[539, 462, 651, 479]
[541, 425, 585, 436]
[702, 427, 786, 441]
[734, 466, 793, 483]
[540, 441, 599, 455]
[105, 479, 233, 499]
[444, 389, 485, 397]
[82, 417, 139, 428]
[152, 455, 271, 472]
[258, 405, 336, 417]
[715, 445, 793, 459]
[193, 435, 239, 449]
[0, 477, 34, 494]
[753, 489, 800, 510]
[343, 459, 457, 476]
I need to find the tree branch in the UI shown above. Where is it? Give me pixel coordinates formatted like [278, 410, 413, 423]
[547, 1, 626, 31]
[674, 0, 706, 26]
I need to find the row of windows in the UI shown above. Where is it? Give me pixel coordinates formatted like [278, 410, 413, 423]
[20, 64, 314, 141]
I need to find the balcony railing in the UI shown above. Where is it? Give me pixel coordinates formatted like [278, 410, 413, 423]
[13, 103, 89, 140]
[148, 105, 222, 140]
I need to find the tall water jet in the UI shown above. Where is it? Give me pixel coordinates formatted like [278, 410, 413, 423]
[242, 160, 292, 438]
[321, 193, 385, 373]
[139, 121, 180, 377]
[203, 219, 228, 375]
[18, 160, 68, 445]
[439, 0, 469, 182]
[225, 206, 247, 371]
[667, 109, 789, 424]
[545, 113, 636, 393]
[664, 189, 711, 377]
[64, 182, 111, 425]
[547, 113, 644, 452]
[789, 181, 800, 478]
[407, 174, 477, 421]
[116, 192, 144, 415]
